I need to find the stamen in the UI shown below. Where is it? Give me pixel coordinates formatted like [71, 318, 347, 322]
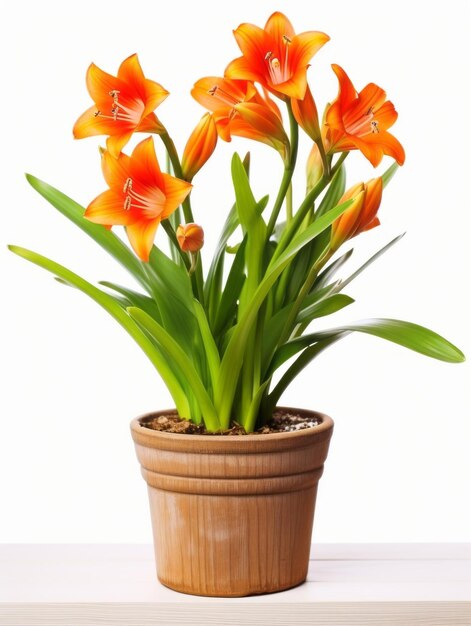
[282, 35, 292, 44]
[265, 51, 273, 60]
[123, 178, 133, 193]
[207, 85, 240, 107]
[271, 58, 280, 69]
[123, 196, 132, 211]
[94, 110, 101, 117]
[109, 89, 120, 102]
[370, 120, 380, 134]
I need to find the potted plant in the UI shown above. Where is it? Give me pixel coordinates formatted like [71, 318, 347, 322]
[9, 11, 464, 597]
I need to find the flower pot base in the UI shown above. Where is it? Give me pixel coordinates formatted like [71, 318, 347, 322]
[131, 407, 333, 597]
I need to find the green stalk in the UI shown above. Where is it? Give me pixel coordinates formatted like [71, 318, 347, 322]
[273, 152, 348, 262]
[161, 220, 190, 270]
[266, 101, 299, 238]
[157, 127, 205, 303]
[286, 182, 293, 222]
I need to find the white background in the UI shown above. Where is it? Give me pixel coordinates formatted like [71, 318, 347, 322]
[1, 0, 470, 543]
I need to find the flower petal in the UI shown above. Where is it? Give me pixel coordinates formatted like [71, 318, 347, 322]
[161, 174, 192, 218]
[126, 219, 161, 262]
[73, 106, 118, 139]
[264, 11, 296, 41]
[106, 132, 134, 158]
[367, 130, 406, 165]
[230, 23, 268, 82]
[118, 54, 169, 118]
[331, 64, 357, 108]
[85, 190, 135, 225]
[129, 137, 164, 188]
[101, 151, 131, 189]
[86, 63, 124, 107]
[225, 55, 261, 83]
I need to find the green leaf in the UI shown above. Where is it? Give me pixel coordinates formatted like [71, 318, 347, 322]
[262, 336, 344, 418]
[8, 245, 191, 416]
[331, 319, 465, 363]
[231, 153, 268, 306]
[314, 248, 353, 289]
[338, 234, 404, 291]
[297, 294, 355, 324]
[127, 306, 221, 430]
[192, 299, 221, 393]
[315, 163, 346, 218]
[25, 175, 148, 290]
[205, 153, 251, 324]
[100, 281, 162, 323]
[213, 237, 247, 338]
[274, 318, 465, 366]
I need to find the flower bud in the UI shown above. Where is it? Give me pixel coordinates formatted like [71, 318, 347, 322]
[291, 85, 321, 143]
[181, 113, 218, 181]
[330, 177, 383, 251]
[306, 143, 324, 191]
[176, 223, 205, 252]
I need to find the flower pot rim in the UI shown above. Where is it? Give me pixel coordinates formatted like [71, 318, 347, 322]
[130, 406, 334, 453]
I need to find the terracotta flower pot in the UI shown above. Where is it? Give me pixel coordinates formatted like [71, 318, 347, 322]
[130, 407, 333, 597]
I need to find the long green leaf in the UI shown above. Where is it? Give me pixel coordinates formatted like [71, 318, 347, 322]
[205, 153, 251, 323]
[273, 318, 465, 366]
[25, 175, 148, 289]
[8, 245, 190, 415]
[100, 281, 162, 323]
[127, 307, 221, 430]
[262, 336, 345, 419]
[338, 234, 404, 291]
[297, 294, 355, 324]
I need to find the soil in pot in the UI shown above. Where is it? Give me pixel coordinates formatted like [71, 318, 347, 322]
[143, 410, 321, 435]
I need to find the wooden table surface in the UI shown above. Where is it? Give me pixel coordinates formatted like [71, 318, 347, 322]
[0, 543, 469, 625]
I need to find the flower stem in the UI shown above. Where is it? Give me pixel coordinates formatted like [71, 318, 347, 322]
[273, 152, 348, 262]
[161, 220, 190, 269]
[266, 101, 299, 238]
[158, 127, 205, 303]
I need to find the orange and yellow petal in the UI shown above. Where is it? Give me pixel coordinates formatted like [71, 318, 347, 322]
[291, 85, 321, 141]
[264, 11, 296, 42]
[117, 54, 169, 118]
[161, 174, 192, 218]
[101, 151, 131, 189]
[85, 190, 135, 226]
[106, 132, 134, 158]
[234, 102, 288, 150]
[129, 137, 164, 189]
[126, 219, 161, 262]
[136, 112, 165, 134]
[225, 55, 261, 84]
[331, 189, 365, 250]
[367, 131, 406, 165]
[176, 223, 205, 252]
[86, 63, 124, 107]
[331, 64, 357, 108]
[182, 113, 218, 181]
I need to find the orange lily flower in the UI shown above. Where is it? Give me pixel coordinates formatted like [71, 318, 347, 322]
[176, 223, 205, 252]
[225, 12, 329, 100]
[325, 64, 405, 167]
[85, 137, 192, 262]
[73, 54, 169, 157]
[191, 77, 289, 160]
[181, 113, 218, 181]
[330, 177, 383, 251]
